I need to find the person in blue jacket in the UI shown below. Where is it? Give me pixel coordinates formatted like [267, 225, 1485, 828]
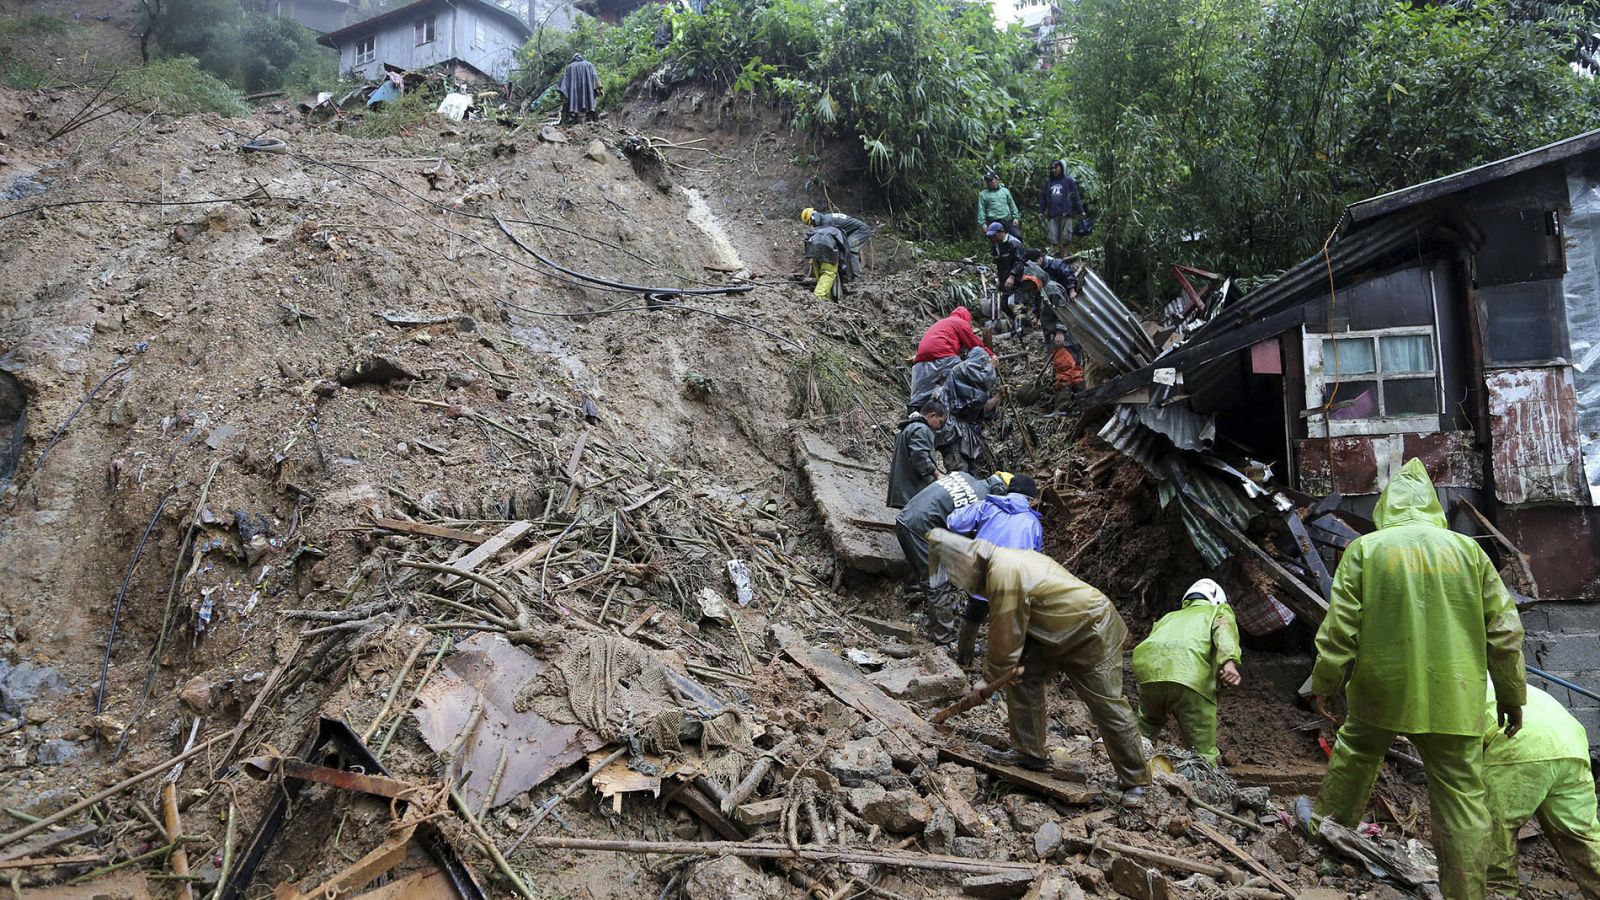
[944, 473, 1042, 665]
[1039, 160, 1084, 259]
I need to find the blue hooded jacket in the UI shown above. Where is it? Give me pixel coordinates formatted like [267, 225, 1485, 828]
[1039, 160, 1084, 217]
[945, 493, 1042, 551]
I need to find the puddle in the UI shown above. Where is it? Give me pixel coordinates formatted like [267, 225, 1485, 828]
[509, 319, 590, 383]
[680, 186, 744, 270]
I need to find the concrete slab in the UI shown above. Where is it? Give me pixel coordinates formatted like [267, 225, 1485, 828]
[794, 431, 903, 574]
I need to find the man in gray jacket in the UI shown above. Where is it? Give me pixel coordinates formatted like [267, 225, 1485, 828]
[895, 471, 1010, 644]
[887, 399, 948, 509]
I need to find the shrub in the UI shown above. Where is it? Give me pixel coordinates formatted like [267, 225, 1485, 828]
[117, 56, 247, 116]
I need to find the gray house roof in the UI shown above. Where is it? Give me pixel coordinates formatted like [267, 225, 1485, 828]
[317, 0, 532, 50]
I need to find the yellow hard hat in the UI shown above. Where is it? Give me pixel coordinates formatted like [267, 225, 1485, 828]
[801, 207, 815, 224]
[995, 471, 1014, 486]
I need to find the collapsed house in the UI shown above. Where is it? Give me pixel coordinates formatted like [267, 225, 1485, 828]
[1071, 127, 1600, 743]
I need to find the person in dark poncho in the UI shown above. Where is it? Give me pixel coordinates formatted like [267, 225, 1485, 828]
[558, 54, 600, 124]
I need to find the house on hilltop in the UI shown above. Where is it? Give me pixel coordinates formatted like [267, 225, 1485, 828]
[315, 0, 538, 82]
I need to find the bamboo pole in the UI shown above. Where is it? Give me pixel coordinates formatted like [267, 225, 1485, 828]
[521, 836, 1041, 875]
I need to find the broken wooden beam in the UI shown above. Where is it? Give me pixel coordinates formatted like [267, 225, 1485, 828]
[1176, 485, 1328, 624]
[522, 836, 1042, 876]
[438, 520, 534, 587]
[1456, 498, 1539, 598]
[733, 798, 787, 827]
[1282, 512, 1331, 599]
[0, 824, 97, 864]
[278, 760, 423, 801]
[937, 748, 1095, 805]
[931, 667, 1022, 725]
[371, 518, 489, 544]
[1188, 820, 1294, 896]
[1080, 835, 1240, 882]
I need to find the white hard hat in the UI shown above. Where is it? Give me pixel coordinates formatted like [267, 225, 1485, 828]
[1183, 578, 1228, 606]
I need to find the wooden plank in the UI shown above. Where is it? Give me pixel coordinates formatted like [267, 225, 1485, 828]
[438, 521, 534, 587]
[490, 540, 555, 577]
[621, 607, 658, 637]
[1177, 484, 1329, 625]
[0, 824, 96, 863]
[1283, 512, 1332, 599]
[371, 518, 489, 545]
[853, 616, 918, 642]
[1457, 499, 1541, 598]
[936, 748, 1098, 805]
[1189, 820, 1294, 896]
[774, 624, 937, 744]
[669, 783, 747, 841]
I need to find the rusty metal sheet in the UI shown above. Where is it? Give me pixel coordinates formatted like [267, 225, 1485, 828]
[1497, 506, 1600, 600]
[1298, 432, 1482, 497]
[1401, 432, 1483, 489]
[1249, 338, 1283, 375]
[1485, 368, 1586, 505]
[278, 760, 423, 801]
[413, 634, 598, 813]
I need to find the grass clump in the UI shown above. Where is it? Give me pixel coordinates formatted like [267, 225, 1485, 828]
[116, 57, 247, 116]
[789, 349, 861, 418]
[352, 88, 443, 139]
[0, 14, 72, 88]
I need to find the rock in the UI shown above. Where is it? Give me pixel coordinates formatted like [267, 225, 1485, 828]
[827, 737, 893, 786]
[24, 706, 52, 725]
[866, 649, 967, 703]
[538, 124, 568, 143]
[950, 836, 993, 858]
[585, 139, 609, 162]
[338, 355, 418, 386]
[844, 783, 887, 816]
[935, 763, 980, 799]
[1002, 794, 1056, 833]
[923, 804, 955, 853]
[929, 769, 988, 837]
[91, 713, 126, 743]
[1021, 872, 1086, 900]
[1033, 821, 1063, 861]
[204, 423, 238, 450]
[0, 660, 69, 718]
[179, 676, 212, 712]
[1293, 890, 1348, 900]
[1237, 786, 1271, 810]
[960, 871, 1036, 899]
[446, 370, 477, 389]
[1271, 828, 1306, 862]
[684, 855, 784, 900]
[1109, 856, 1171, 900]
[862, 789, 931, 834]
[733, 798, 786, 827]
[35, 738, 75, 766]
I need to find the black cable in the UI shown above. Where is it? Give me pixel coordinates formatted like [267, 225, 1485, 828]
[95, 489, 174, 716]
[492, 214, 751, 297]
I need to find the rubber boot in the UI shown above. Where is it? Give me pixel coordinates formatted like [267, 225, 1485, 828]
[956, 617, 980, 667]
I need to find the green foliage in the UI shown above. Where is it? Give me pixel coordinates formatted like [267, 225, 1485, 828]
[147, 0, 337, 95]
[116, 56, 248, 116]
[353, 86, 443, 138]
[512, 0, 1600, 306]
[515, 9, 664, 107]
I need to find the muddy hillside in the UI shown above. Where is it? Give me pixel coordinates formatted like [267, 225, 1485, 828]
[0, 82, 1585, 900]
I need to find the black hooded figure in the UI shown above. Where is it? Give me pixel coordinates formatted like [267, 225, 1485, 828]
[558, 53, 600, 123]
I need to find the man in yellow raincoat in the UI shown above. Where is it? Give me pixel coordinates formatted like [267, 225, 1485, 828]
[1311, 458, 1527, 900]
[1132, 578, 1242, 766]
[927, 528, 1151, 799]
[1482, 682, 1600, 896]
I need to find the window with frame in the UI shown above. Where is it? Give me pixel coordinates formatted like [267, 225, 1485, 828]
[355, 36, 375, 64]
[472, 21, 486, 49]
[414, 15, 436, 45]
[1303, 327, 1441, 436]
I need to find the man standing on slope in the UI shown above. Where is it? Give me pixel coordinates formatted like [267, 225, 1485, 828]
[887, 399, 948, 510]
[558, 53, 601, 124]
[895, 471, 1011, 642]
[1311, 458, 1526, 900]
[1039, 160, 1084, 259]
[927, 529, 1151, 801]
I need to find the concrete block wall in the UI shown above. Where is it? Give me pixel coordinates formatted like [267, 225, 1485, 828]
[1520, 601, 1600, 748]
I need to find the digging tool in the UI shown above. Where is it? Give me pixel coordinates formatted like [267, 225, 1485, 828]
[930, 667, 1023, 725]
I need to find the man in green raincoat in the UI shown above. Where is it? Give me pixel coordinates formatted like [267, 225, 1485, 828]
[1482, 682, 1600, 897]
[1310, 458, 1527, 900]
[927, 528, 1151, 800]
[1133, 578, 1242, 766]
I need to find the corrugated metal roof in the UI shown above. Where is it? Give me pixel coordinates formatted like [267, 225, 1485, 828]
[1097, 406, 1165, 474]
[1067, 269, 1161, 374]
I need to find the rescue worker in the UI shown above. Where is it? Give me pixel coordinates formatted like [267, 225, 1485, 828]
[977, 170, 1022, 238]
[985, 224, 1025, 314]
[1039, 159, 1085, 258]
[944, 473, 1041, 666]
[941, 346, 1002, 475]
[802, 208, 870, 281]
[1482, 682, 1600, 897]
[927, 529, 1152, 800]
[1311, 458, 1527, 900]
[1132, 578, 1242, 766]
[887, 399, 948, 509]
[557, 53, 600, 124]
[803, 222, 848, 299]
[909, 307, 992, 412]
[896, 472, 1011, 643]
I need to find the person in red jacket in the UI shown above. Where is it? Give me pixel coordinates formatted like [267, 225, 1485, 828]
[910, 307, 994, 412]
